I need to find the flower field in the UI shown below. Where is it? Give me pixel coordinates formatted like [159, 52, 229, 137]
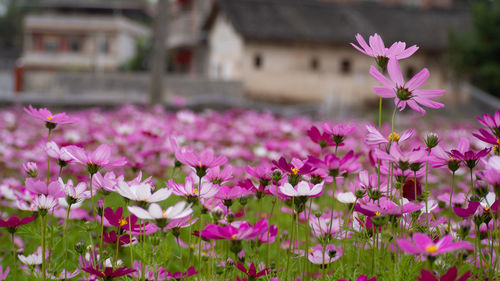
[0, 34, 499, 281]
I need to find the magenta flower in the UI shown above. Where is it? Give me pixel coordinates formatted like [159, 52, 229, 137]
[215, 185, 252, 200]
[448, 148, 491, 169]
[309, 151, 361, 177]
[65, 144, 127, 174]
[370, 58, 444, 115]
[477, 110, 500, 138]
[102, 230, 134, 246]
[272, 157, 315, 176]
[0, 216, 36, 233]
[321, 123, 355, 147]
[200, 219, 268, 241]
[396, 233, 473, 256]
[339, 275, 377, 281]
[81, 265, 135, 279]
[417, 266, 471, 281]
[235, 262, 271, 279]
[175, 147, 227, 177]
[166, 266, 198, 280]
[24, 105, 78, 125]
[307, 126, 335, 148]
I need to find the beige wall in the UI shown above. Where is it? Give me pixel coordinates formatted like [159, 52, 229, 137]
[208, 17, 454, 105]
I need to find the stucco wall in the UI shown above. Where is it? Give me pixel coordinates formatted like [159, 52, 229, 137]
[207, 17, 457, 105]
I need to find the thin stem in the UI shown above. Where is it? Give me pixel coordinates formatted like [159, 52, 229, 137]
[378, 97, 383, 130]
[448, 172, 455, 231]
[12, 232, 17, 281]
[286, 197, 296, 281]
[41, 214, 47, 281]
[64, 205, 71, 280]
[46, 128, 52, 186]
[266, 197, 276, 268]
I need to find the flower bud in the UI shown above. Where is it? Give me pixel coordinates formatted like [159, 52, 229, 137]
[96, 200, 104, 216]
[424, 132, 440, 149]
[23, 162, 38, 178]
[75, 241, 85, 255]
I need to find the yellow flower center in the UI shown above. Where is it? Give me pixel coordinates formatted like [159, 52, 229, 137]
[308, 248, 314, 253]
[162, 210, 167, 218]
[426, 244, 438, 253]
[193, 188, 198, 194]
[231, 234, 237, 240]
[291, 167, 299, 175]
[497, 139, 500, 145]
[375, 211, 381, 216]
[388, 132, 400, 142]
[190, 244, 195, 249]
[119, 218, 128, 227]
[484, 205, 490, 211]
[47, 115, 53, 121]
[449, 156, 454, 161]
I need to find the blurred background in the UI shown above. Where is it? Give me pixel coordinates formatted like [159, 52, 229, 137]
[0, 0, 498, 118]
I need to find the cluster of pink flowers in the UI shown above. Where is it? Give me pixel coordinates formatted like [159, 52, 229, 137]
[0, 33, 497, 281]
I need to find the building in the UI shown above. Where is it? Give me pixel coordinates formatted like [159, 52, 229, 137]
[20, 0, 150, 72]
[201, 0, 471, 105]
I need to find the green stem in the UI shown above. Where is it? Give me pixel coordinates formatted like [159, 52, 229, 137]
[286, 197, 296, 281]
[12, 232, 17, 281]
[448, 172, 455, 231]
[64, 205, 71, 280]
[41, 214, 47, 281]
[266, 197, 276, 268]
[46, 128, 52, 186]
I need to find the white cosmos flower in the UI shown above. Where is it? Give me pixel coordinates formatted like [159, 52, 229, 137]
[18, 248, 46, 265]
[336, 192, 356, 204]
[279, 181, 323, 197]
[34, 194, 58, 210]
[116, 181, 171, 203]
[127, 202, 192, 221]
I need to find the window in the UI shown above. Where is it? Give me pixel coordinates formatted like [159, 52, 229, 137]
[310, 57, 320, 71]
[405, 66, 415, 79]
[68, 36, 82, 52]
[99, 36, 110, 54]
[341, 58, 351, 74]
[42, 35, 60, 52]
[253, 54, 262, 69]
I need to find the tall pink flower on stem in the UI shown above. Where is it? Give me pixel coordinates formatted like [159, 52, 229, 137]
[175, 147, 227, 178]
[24, 105, 78, 129]
[370, 58, 445, 115]
[396, 233, 473, 257]
[65, 144, 127, 175]
[351, 33, 418, 71]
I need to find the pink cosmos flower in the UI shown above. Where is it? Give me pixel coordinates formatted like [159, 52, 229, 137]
[24, 105, 78, 125]
[417, 266, 471, 281]
[479, 156, 500, 187]
[365, 124, 413, 146]
[25, 178, 64, 197]
[200, 219, 268, 241]
[81, 265, 135, 279]
[355, 198, 422, 217]
[370, 58, 444, 115]
[59, 178, 90, 204]
[48, 269, 80, 280]
[166, 177, 219, 200]
[272, 157, 315, 176]
[45, 141, 73, 163]
[175, 147, 227, 177]
[64, 144, 127, 173]
[309, 216, 341, 239]
[396, 233, 473, 256]
[279, 181, 323, 198]
[351, 33, 418, 62]
[0, 266, 9, 281]
[215, 185, 252, 200]
[307, 244, 342, 265]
